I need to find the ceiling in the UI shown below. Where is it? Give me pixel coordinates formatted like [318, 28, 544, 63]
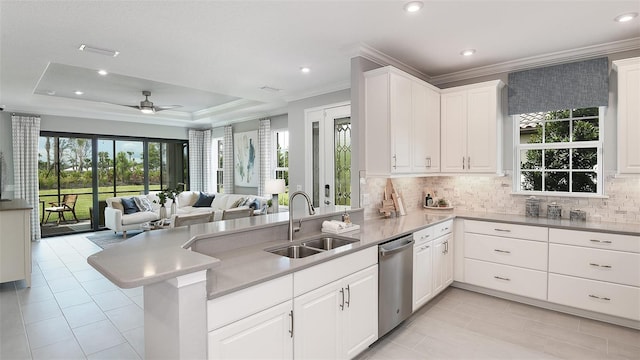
[1, 0, 639, 128]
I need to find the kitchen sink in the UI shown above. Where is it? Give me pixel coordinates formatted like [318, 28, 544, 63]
[268, 245, 322, 259]
[266, 235, 359, 259]
[302, 237, 358, 250]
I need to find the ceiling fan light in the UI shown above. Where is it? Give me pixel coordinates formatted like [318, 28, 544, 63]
[140, 107, 155, 114]
[615, 12, 638, 22]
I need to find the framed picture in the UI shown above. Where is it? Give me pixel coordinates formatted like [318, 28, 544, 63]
[234, 130, 259, 187]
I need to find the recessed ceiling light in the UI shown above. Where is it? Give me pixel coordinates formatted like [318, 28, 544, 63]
[46, 90, 56, 96]
[97, 69, 108, 76]
[615, 12, 638, 22]
[460, 49, 476, 56]
[74, 90, 84, 95]
[403, 1, 423, 13]
[78, 44, 120, 57]
[300, 67, 311, 73]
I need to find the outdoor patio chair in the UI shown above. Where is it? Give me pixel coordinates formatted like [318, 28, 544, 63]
[44, 194, 79, 225]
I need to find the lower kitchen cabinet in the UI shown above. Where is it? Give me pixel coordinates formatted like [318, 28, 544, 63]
[208, 301, 293, 359]
[433, 234, 453, 295]
[413, 236, 434, 311]
[293, 265, 378, 360]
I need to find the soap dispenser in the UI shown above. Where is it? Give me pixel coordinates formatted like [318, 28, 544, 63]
[341, 209, 351, 224]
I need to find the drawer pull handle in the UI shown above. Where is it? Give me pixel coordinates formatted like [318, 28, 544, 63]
[494, 228, 511, 232]
[494, 249, 511, 254]
[590, 239, 613, 244]
[493, 276, 510, 281]
[588, 294, 611, 301]
[589, 263, 612, 269]
[442, 227, 449, 232]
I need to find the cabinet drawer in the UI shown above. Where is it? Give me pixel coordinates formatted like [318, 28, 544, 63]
[432, 220, 453, 237]
[465, 233, 548, 271]
[208, 275, 293, 331]
[549, 244, 640, 287]
[548, 273, 640, 321]
[414, 226, 434, 245]
[549, 228, 640, 253]
[464, 220, 548, 242]
[464, 259, 547, 300]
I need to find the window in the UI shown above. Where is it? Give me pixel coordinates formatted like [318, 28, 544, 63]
[272, 130, 289, 205]
[515, 107, 603, 196]
[214, 139, 224, 193]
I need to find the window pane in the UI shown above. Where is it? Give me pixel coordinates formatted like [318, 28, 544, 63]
[521, 171, 542, 191]
[546, 110, 571, 120]
[545, 172, 569, 192]
[572, 172, 597, 193]
[544, 149, 569, 169]
[521, 149, 542, 169]
[572, 118, 599, 141]
[115, 140, 144, 196]
[148, 142, 161, 191]
[572, 107, 598, 117]
[572, 148, 597, 170]
[518, 113, 543, 144]
[544, 120, 570, 143]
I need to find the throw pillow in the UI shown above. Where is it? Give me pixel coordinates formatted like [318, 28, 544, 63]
[193, 192, 215, 207]
[121, 197, 139, 215]
[230, 197, 246, 208]
[133, 196, 153, 212]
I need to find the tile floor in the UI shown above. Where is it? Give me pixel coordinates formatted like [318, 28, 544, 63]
[1, 233, 639, 359]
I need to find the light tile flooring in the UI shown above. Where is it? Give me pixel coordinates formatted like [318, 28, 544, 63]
[1, 233, 639, 359]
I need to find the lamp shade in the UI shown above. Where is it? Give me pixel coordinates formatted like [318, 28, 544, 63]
[265, 179, 286, 195]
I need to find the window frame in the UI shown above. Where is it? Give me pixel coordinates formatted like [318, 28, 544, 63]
[513, 107, 604, 197]
[212, 137, 224, 193]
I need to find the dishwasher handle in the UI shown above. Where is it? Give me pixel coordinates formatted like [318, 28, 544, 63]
[379, 237, 414, 257]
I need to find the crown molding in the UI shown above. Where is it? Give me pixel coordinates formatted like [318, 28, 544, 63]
[429, 37, 640, 85]
[356, 43, 432, 82]
[283, 81, 351, 103]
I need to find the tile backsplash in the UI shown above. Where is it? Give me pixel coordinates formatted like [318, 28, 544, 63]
[361, 172, 640, 224]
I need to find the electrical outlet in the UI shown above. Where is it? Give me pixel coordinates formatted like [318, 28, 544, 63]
[361, 193, 370, 206]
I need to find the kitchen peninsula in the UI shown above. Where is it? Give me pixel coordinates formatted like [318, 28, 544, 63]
[88, 206, 640, 359]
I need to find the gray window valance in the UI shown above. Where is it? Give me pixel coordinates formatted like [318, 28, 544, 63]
[508, 57, 609, 115]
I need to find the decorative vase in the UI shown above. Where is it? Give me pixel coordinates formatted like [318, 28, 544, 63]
[159, 205, 167, 219]
[171, 202, 177, 217]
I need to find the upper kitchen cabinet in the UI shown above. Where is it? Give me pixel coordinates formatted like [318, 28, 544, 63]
[364, 66, 440, 176]
[612, 57, 640, 174]
[440, 80, 504, 174]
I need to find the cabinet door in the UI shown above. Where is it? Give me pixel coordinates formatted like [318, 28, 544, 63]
[616, 59, 640, 173]
[440, 91, 467, 172]
[443, 235, 454, 287]
[390, 73, 413, 173]
[208, 301, 293, 359]
[293, 280, 342, 360]
[412, 82, 440, 173]
[432, 237, 447, 295]
[341, 266, 378, 359]
[413, 242, 433, 311]
[466, 86, 497, 173]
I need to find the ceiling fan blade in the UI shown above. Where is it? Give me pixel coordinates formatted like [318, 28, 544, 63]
[153, 105, 182, 112]
[118, 104, 141, 110]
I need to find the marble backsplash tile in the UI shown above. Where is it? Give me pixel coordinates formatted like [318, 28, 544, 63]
[361, 173, 640, 224]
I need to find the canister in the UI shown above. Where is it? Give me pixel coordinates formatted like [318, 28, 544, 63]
[525, 196, 540, 217]
[547, 202, 562, 219]
[570, 209, 586, 222]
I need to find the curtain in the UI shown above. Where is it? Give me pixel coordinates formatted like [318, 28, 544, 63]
[188, 129, 212, 192]
[258, 119, 271, 196]
[508, 57, 609, 115]
[223, 126, 234, 193]
[12, 115, 41, 240]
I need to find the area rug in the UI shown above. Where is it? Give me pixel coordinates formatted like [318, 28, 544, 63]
[87, 230, 142, 249]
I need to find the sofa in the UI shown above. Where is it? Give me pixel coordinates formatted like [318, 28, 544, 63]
[105, 191, 269, 238]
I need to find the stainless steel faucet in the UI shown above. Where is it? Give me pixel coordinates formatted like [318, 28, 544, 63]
[288, 191, 316, 241]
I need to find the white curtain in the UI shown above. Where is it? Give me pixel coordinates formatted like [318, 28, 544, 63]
[223, 126, 234, 193]
[12, 115, 41, 240]
[188, 129, 212, 192]
[258, 119, 271, 196]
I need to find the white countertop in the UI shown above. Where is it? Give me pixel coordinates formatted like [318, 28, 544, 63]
[87, 207, 639, 297]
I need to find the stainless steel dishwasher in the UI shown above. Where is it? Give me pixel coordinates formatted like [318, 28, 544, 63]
[378, 233, 414, 337]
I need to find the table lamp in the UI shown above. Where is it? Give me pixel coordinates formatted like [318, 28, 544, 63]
[265, 179, 286, 213]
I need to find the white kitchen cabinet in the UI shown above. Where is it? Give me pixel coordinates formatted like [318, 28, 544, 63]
[208, 301, 293, 359]
[0, 201, 32, 287]
[364, 66, 441, 176]
[432, 233, 453, 296]
[294, 265, 378, 360]
[413, 236, 433, 311]
[612, 57, 640, 174]
[440, 80, 504, 173]
[465, 258, 548, 300]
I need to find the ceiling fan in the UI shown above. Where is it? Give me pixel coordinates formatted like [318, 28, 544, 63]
[122, 91, 182, 114]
